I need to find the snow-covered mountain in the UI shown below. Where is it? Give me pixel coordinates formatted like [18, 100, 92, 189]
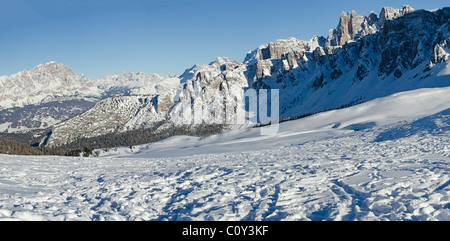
[0, 62, 180, 135]
[0, 62, 102, 134]
[44, 57, 249, 147]
[96, 72, 180, 97]
[244, 6, 450, 118]
[0, 61, 100, 109]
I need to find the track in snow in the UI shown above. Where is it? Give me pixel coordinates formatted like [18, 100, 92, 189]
[0, 123, 449, 221]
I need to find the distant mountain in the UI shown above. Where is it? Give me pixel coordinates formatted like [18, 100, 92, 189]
[96, 72, 180, 97]
[0, 62, 101, 134]
[0, 61, 100, 109]
[0, 62, 179, 135]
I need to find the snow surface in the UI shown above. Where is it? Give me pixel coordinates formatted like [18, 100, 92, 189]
[0, 87, 449, 221]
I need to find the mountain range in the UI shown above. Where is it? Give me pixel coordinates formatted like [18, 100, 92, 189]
[1, 5, 449, 149]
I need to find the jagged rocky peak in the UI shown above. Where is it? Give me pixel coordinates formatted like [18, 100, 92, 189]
[40, 6, 450, 148]
[20, 62, 94, 88]
[245, 37, 326, 63]
[379, 5, 415, 27]
[326, 5, 415, 47]
[327, 10, 379, 47]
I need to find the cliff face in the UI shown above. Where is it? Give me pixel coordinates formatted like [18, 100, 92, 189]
[243, 6, 450, 118]
[326, 5, 415, 48]
[327, 10, 379, 47]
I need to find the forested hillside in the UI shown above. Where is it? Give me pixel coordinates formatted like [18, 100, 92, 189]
[0, 137, 61, 156]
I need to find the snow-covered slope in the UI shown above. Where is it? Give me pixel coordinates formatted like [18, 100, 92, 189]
[97, 86, 450, 159]
[1, 86, 449, 221]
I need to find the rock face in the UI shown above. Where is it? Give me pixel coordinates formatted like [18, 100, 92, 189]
[15, 6, 450, 148]
[379, 5, 415, 28]
[326, 5, 417, 48]
[327, 10, 379, 47]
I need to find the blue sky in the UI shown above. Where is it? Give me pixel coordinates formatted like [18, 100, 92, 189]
[0, 0, 448, 79]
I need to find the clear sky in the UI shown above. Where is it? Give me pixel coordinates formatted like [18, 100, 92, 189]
[0, 0, 448, 79]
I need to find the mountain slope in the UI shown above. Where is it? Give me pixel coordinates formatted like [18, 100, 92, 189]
[98, 86, 450, 158]
[42, 95, 162, 147]
[150, 5, 450, 127]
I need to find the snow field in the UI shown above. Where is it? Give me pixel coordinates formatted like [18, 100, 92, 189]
[0, 87, 449, 221]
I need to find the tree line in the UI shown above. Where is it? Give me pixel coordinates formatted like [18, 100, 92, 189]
[0, 137, 62, 156]
[1, 123, 225, 157]
[55, 123, 226, 156]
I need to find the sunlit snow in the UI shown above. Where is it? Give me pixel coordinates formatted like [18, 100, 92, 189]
[0, 87, 449, 221]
